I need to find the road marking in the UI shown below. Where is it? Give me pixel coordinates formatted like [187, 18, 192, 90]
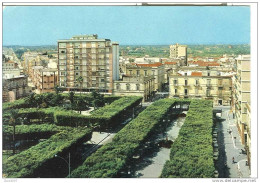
[237, 159, 247, 178]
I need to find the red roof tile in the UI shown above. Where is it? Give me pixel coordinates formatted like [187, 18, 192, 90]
[191, 72, 202, 76]
[135, 63, 163, 67]
[164, 62, 177, 65]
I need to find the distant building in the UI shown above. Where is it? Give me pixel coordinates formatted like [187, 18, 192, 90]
[2, 60, 21, 77]
[57, 34, 119, 93]
[169, 43, 187, 65]
[169, 72, 232, 106]
[3, 75, 31, 102]
[31, 66, 58, 94]
[113, 75, 155, 101]
[125, 62, 165, 92]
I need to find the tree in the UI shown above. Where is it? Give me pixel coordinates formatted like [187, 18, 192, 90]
[91, 91, 105, 109]
[25, 93, 36, 107]
[69, 91, 75, 104]
[76, 76, 83, 97]
[54, 85, 60, 95]
[9, 109, 20, 154]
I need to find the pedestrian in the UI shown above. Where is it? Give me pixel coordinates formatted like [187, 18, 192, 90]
[229, 130, 231, 135]
[232, 157, 235, 164]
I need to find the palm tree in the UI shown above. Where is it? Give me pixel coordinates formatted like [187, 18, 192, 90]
[76, 76, 83, 114]
[9, 109, 20, 154]
[76, 76, 83, 97]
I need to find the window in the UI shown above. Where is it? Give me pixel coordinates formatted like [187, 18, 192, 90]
[185, 80, 188, 86]
[243, 107, 247, 114]
[116, 84, 120, 90]
[144, 70, 147, 76]
[184, 89, 188, 95]
[174, 80, 178, 85]
[208, 72, 210, 76]
[101, 79, 105, 82]
[126, 84, 130, 90]
[175, 89, 178, 95]
[136, 84, 140, 90]
[152, 70, 155, 75]
[76, 73, 79, 76]
[76, 67, 79, 70]
[185, 73, 187, 76]
[196, 80, 199, 85]
[129, 70, 132, 75]
[206, 89, 210, 96]
[137, 70, 140, 76]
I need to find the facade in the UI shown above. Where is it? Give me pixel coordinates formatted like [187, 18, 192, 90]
[57, 34, 119, 93]
[233, 55, 250, 146]
[3, 75, 31, 102]
[125, 63, 165, 92]
[245, 102, 251, 169]
[2, 60, 21, 77]
[169, 43, 187, 65]
[169, 72, 232, 106]
[31, 66, 58, 94]
[113, 75, 155, 101]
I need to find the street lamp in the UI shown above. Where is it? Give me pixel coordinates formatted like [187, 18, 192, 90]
[55, 152, 70, 178]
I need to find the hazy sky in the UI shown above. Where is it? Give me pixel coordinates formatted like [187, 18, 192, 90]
[3, 6, 250, 45]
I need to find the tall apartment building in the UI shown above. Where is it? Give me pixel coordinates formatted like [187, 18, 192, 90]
[169, 43, 187, 65]
[57, 34, 119, 93]
[169, 72, 232, 106]
[233, 55, 250, 148]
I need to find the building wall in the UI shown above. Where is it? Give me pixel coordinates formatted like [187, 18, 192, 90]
[170, 43, 187, 65]
[2, 76, 31, 102]
[169, 76, 232, 106]
[125, 65, 165, 92]
[233, 55, 251, 146]
[113, 76, 155, 101]
[32, 68, 58, 94]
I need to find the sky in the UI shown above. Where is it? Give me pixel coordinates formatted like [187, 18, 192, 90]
[3, 5, 250, 46]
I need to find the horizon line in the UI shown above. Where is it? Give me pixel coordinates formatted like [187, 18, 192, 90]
[3, 43, 251, 47]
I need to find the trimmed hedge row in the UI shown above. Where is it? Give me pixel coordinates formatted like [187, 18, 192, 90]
[70, 99, 176, 178]
[3, 124, 72, 136]
[4, 97, 142, 127]
[3, 94, 121, 111]
[160, 100, 215, 178]
[3, 127, 92, 178]
[3, 98, 27, 110]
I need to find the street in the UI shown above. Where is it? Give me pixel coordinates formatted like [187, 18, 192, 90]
[214, 106, 250, 178]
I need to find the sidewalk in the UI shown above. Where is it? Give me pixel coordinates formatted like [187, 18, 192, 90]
[222, 108, 250, 178]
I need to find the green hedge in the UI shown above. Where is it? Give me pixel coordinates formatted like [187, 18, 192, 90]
[3, 98, 28, 110]
[3, 93, 121, 111]
[3, 127, 92, 178]
[61, 93, 121, 105]
[3, 124, 72, 136]
[160, 100, 215, 178]
[70, 99, 176, 178]
[3, 97, 141, 127]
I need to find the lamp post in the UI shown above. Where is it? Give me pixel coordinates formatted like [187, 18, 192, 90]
[55, 152, 70, 178]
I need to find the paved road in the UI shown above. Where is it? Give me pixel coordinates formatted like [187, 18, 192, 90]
[214, 106, 250, 178]
[130, 115, 186, 178]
